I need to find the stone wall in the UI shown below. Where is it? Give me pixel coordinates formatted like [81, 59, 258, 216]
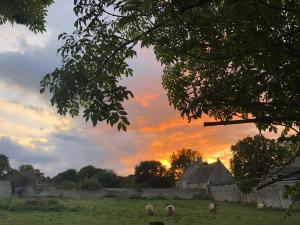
[19, 181, 296, 209]
[27, 185, 207, 200]
[210, 181, 293, 208]
[0, 181, 12, 199]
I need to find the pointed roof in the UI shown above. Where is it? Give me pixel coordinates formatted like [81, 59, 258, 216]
[179, 159, 234, 185]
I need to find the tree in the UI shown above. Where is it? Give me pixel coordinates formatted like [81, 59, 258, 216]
[0, 154, 11, 179]
[134, 161, 171, 188]
[53, 169, 78, 183]
[77, 165, 99, 180]
[95, 169, 121, 188]
[230, 135, 295, 180]
[0, 0, 53, 33]
[169, 148, 204, 180]
[9, 164, 47, 190]
[41, 0, 300, 131]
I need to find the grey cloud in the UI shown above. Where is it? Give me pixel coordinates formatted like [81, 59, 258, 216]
[0, 0, 75, 92]
[0, 136, 57, 168]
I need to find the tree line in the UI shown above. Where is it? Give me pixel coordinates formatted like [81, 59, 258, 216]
[0, 135, 296, 191]
[0, 148, 202, 190]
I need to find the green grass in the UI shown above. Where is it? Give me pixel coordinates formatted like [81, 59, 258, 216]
[0, 198, 299, 225]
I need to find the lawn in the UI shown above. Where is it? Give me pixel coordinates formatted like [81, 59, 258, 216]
[0, 197, 299, 225]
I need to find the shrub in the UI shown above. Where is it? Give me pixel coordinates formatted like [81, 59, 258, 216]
[77, 177, 102, 190]
[55, 181, 78, 190]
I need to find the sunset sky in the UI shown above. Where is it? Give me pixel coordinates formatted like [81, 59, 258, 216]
[0, 0, 267, 177]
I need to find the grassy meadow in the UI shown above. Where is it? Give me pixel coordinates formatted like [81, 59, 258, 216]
[0, 197, 299, 225]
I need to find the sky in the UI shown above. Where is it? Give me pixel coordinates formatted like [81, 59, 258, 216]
[0, 0, 263, 177]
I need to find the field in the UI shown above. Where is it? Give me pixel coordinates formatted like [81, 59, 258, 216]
[0, 198, 299, 225]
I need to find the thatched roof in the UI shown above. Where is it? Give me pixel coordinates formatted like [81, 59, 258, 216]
[179, 159, 234, 185]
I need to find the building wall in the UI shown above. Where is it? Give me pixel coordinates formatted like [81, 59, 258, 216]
[209, 181, 293, 208]
[0, 181, 12, 199]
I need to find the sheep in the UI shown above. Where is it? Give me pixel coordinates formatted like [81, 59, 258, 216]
[149, 222, 165, 225]
[208, 202, 217, 213]
[145, 204, 155, 216]
[257, 202, 265, 209]
[165, 205, 175, 216]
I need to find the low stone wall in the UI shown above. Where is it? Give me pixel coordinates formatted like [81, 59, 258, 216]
[20, 181, 296, 209]
[28, 186, 207, 200]
[0, 181, 12, 199]
[210, 181, 293, 208]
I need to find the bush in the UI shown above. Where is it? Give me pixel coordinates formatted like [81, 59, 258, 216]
[55, 181, 78, 190]
[77, 178, 102, 190]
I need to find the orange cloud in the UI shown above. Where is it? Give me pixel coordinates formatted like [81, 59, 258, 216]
[134, 93, 159, 108]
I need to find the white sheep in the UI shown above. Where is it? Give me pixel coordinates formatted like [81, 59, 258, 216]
[208, 202, 217, 213]
[145, 204, 155, 216]
[257, 202, 265, 209]
[165, 205, 175, 216]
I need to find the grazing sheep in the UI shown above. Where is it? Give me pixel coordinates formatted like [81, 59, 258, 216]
[257, 202, 265, 209]
[145, 204, 155, 216]
[208, 202, 217, 213]
[149, 222, 165, 225]
[165, 205, 175, 216]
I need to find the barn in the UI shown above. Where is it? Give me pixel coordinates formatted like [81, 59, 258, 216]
[176, 159, 234, 189]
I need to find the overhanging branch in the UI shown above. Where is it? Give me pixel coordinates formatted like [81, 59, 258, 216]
[204, 117, 300, 127]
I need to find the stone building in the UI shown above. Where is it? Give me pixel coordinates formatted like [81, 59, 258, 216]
[176, 159, 234, 189]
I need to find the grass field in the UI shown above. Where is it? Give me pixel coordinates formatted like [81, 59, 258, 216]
[0, 198, 299, 225]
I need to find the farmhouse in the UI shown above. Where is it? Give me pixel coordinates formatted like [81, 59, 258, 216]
[176, 159, 234, 189]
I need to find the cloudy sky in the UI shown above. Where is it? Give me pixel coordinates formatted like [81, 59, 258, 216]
[0, 0, 263, 177]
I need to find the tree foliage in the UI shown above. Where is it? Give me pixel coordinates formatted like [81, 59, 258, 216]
[53, 166, 124, 189]
[134, 161, 173, 188]
[9, 164, 49, 190]
[230, 135, 295, 180]
[53, 169, 78, 183]
[41, 0, 300, 130]
[169, 148, 204, 180]
[284, 181, 300, 208]
[0, 154, 11, 179]
[0, 0, 53, 33]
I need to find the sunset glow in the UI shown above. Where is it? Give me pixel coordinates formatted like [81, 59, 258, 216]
[0, 0, 262, 177]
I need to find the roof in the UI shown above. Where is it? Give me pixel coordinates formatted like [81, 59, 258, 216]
[179, 159, 234, 185]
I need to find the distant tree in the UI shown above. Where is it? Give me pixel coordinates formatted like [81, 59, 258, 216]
[96, 169, 120, 188]
[0, 0, 53, 33]
[118, 174, 137, 188]
[77, 176, 103, 190]
[77, 165, 99, 180]
[134, 161, 171, 188]
[9, 164, 48, 191]
[19, 164, 34, 172]
[19, 164, 44, 178]
[169, 148, 204, 180]
[230, 135, 295, 180]
[9, 170, 36, 189]
[0, 154, 11, 179]
[53, 169, 78, 183]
